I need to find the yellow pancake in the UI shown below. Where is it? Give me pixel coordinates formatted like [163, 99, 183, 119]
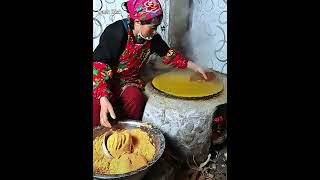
[152, 71, 223, 98]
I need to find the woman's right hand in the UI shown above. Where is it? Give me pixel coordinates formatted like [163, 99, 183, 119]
[99, 96, 116, 128]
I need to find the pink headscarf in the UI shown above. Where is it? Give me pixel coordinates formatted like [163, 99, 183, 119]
[127, 0, 163, 21]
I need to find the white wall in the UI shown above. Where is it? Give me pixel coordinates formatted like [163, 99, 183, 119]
[93, 0, 170, 51]
[185, 0, 227, 74]
[93, 0, 128, 50]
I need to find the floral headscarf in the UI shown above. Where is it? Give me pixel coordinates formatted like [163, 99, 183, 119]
[127, 0, 163, 21]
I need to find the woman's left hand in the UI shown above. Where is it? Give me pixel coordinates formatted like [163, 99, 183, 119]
[187, 61, 208, 80]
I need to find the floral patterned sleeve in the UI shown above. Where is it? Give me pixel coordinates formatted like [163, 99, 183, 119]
[93, 61, 113, 100]
[161, 49, 188, 69]
[150, 34, 189, 69]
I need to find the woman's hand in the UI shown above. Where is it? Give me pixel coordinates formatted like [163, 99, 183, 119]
[99, 96, 116, 128]
[187, 61, 208, 80]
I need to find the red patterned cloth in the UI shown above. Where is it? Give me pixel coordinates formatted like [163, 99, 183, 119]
[162, 49, 188, 68]
[93, 19, 188, 101]
[93, 62, 113, 100]
[127, 0, 163, 21]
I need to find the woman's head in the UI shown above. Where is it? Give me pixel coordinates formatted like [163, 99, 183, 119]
[123, 0, 163, 40]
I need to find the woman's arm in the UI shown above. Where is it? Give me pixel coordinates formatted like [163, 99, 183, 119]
[93, 20, 127, 127]
[93, 20, 127, 100]
[151, 34, 208, 79]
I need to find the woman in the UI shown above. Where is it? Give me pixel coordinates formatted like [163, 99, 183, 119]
[93, 0, 207, 127]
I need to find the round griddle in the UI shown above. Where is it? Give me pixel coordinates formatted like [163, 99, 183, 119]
[151, 71, 224, 100]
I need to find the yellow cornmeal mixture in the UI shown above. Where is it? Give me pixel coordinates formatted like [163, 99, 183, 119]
[93, 128, 156, 175]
